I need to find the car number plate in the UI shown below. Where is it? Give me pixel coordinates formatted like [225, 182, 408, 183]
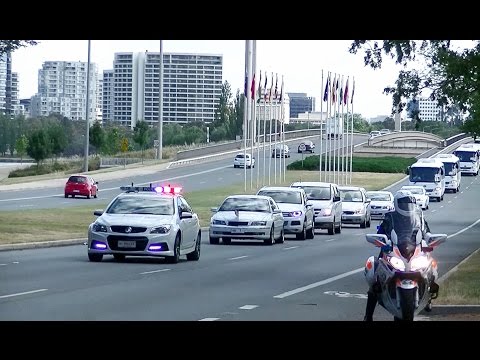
[372, 212, 380, 215]
[232, 228, 244, 234]
[118, 240, 136, 248]
[73, 190, 80, 193]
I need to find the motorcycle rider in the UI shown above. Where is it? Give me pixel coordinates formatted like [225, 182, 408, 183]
[363, 190, 433, 321]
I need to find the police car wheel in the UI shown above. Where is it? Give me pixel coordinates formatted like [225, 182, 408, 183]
[166, 234, 181, 264]
[187, 232, 201, 261]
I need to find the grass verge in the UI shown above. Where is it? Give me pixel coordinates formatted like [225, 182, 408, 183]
[0, 171, 406, 245]
[435, 249, 480, 305]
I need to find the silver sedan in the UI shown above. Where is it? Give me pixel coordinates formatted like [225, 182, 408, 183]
[209, 195, 285, 245]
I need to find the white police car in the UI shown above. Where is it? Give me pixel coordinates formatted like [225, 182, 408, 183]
[87, 184, 201, 263]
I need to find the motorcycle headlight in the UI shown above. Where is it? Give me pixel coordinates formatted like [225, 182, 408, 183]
[150, 225, 171, 234]
[388, 256, 405, 271]
[212, 219, 226, 225]
[411, 255, 430, 271]
[251, 221, 266, 226]
[92, 222, 108, 232]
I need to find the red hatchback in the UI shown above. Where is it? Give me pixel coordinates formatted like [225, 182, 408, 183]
[64, 175, 98, 199]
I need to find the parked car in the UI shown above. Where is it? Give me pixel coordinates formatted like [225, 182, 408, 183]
[338, 186, 371, 228]
[209, 194, 285, 245]
[366, 190, 394, 219]
[400, 185, 430, 210]
[298, 141, 315, 153]
[64, 175, 98, 199]
[272, 144, 290, 158]
[233, 153, 255, 168]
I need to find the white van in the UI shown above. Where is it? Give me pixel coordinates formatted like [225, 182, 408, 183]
[434, 153, 461, 193]
[408, 158, 445, 202]
[453, 144, 479, 176]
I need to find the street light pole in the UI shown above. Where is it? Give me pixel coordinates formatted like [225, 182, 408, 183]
[83, 40, 91, 173]
[157, 40, 164, 160]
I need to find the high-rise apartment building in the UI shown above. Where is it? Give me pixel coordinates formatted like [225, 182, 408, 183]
[105, 51, 223, 128]
[0, 52, 19, 116]
[30, 61, 100, 122]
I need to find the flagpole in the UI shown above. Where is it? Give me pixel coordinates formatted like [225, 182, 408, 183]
[326, 73, 332, 182]
[320, 70, 324, 181]
[323, 72, 329, 182]
[244, 40, 252, 192]
[262, 72, 267, 186]
[280, 75, 285, 183]
[349, 77, 355, 184]
[337, 75, 343, 185]
[344, 76, 350, 186]
[268, 72, 273, 185]
[256, 71, 261, 189]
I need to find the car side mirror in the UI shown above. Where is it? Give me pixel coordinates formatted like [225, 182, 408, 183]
[333, 196, 341, 202]
[181, 211, 193, 219]
[95, 181, 99, 185]
[366, 234, 389, 247]
[366, 198, 371, 203]
[406, 166, 410, 175]
[93, 209, 103, 216]
[210, 207, 218, 213]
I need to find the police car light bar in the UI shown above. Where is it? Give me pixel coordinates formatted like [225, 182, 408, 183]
[120, 184, 182, 194]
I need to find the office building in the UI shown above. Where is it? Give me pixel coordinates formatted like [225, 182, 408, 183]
[288, 92, 315, 118]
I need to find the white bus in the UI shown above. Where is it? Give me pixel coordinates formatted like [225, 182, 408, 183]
[453, 144, 479, 176]
[408, 158, 445, 202]
[434, 153, 461, 193]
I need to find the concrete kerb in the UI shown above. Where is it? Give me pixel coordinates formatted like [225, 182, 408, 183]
[0, 136, 471, 252]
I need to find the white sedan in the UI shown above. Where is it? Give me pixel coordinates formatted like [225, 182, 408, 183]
[366, 190, 394, 219]
[209, 195, 285, 245]
[400, 185, 430, 210]
[233, 153, 255, 168]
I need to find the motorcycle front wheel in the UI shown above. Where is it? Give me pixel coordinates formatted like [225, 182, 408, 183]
[398, 288, 416, 321]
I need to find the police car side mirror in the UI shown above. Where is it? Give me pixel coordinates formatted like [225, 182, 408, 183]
[93, 209, 103, 216]
[181, 211, 193, 219]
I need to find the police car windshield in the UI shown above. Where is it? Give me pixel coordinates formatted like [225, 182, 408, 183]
[218, 197, 270, 212]
[106, 196, 175, 215]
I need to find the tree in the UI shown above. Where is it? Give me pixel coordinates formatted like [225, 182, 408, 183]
[27, 129, 50, 168]
[15, 135, 28, 163]
[102, 126, 122, 155]
[47, 123, 67, 161]
[0, 40, 38, 57]
[89, 121, 105, 156]
[133, 120, 150, 164]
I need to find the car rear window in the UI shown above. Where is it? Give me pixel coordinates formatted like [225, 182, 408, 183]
[68, 176, 87, 183]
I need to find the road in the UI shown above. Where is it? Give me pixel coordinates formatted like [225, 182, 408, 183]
[1, 167, 479, 320]
[0, 135, 367, 211]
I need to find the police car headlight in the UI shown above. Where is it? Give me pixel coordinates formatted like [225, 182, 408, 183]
[411, 255, 430, 271]
[212, 219, 226, 225]
[388, 256, 405, 271]
[151, 225, 171, 234]
[251, 221, 266, 226]
[92, 222, 108, 232]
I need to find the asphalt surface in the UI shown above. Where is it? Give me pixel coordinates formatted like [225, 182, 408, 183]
[1, 137, 479, 321]
[1, 164, 479, 320]
[0, 135, 367, 211]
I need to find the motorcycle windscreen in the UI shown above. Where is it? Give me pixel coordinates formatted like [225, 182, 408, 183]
[390, 205, 423, 260]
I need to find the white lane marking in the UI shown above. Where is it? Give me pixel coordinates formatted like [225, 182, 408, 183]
[434, 304, 480, 307]
[239, 305, 258, 310]
[431, 210, 437, 213]
[448, 201, 452, 204]
[447, 218, 480, 239]
[0, 288, 48, 299]
[461, 191, 464, 194]
[273, 267, 364, 299]
[199, 181, 206, 184]
[440, 205, 444, 208]
[0, 165, 231, 202]
[140, 269, 171, 275]
[454, 196, 458, 199]
[0, 264, 7, 266]
[198, 317, 220, 321]
[466, 187, 469, 190]
[325, 239, 335, 242]
[12, 261, 19, 264]
[283, 246, 299, 250]
[228, 255, 248, 260]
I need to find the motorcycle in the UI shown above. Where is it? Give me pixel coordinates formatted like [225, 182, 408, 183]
[364, 230, 447, 321]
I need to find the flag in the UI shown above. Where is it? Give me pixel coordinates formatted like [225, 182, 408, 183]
[343, 78, 349, 105]
[257, 70, 262, 103]
[323, 72, 329, 102]
[351, 78, 355, 104]
[339, 79, 343, 105]
[251, 73, 255, 100]
[264, 71, 268, 101]
[274, 74, 278, 100]
[332, 74, 336, 104]
[269, 73, 274, 102]
[244, 71, 248, 98]
[279, 76, 284, 102]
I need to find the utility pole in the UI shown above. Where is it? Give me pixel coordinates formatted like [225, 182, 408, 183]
[83, 40, 91, 173]
[157, 40, 164, 159]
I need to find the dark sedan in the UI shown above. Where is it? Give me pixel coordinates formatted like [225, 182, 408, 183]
[298, 141, 315, 153]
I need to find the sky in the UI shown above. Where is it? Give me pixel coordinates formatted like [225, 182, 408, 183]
[11, 40, 407, 119]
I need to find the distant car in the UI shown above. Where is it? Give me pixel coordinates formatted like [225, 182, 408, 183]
[366, 190, 394, 219]
[209, 194, 285, 245]
[338, 186, 372, 228]
[233, 153, 255, 168]
[369, 131, 381, 139]
[272, 144, 290, 158]
[400, 185, 430, 210]
[256, 186, 315, 240]
[379, 129, 391, 135]
[298, 141, 315, 153]
[87, 184, 201, 263]
[64, 175, 98, 199]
